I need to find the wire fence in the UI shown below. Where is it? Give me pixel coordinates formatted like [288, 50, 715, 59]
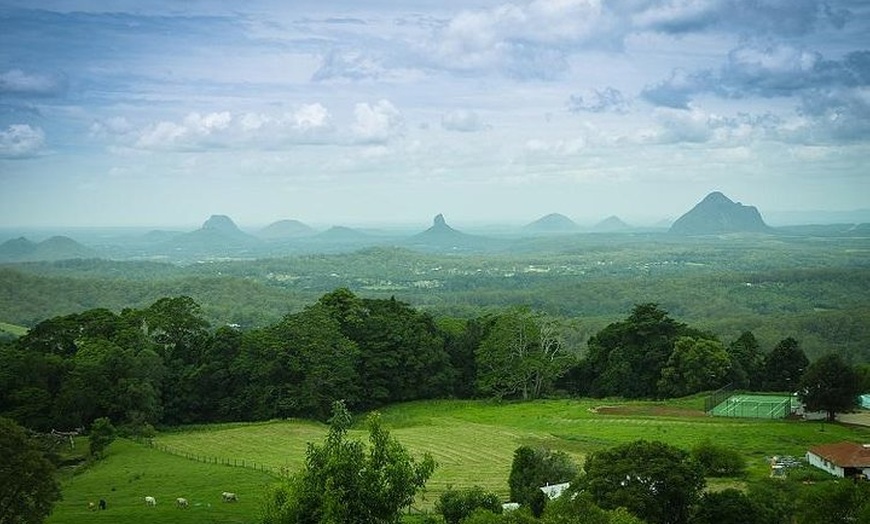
[144, 439, 288, 478]
[703, 382, 734, 413]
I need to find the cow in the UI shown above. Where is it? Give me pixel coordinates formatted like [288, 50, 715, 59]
[176, 497, 189, 509]
[145, 496, 156, 506]
[99, 499, 106, 510]
[88, 502, 96, 511]
[222, 491, 238, 502]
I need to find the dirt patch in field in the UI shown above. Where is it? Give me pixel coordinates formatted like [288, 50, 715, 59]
[590, 405, 707, 417]
[837, 411, 870, 427]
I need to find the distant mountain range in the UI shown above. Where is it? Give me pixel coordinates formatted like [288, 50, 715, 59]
[669, 192, 771, 235]
[2, 195, 868, 262]
[0, 236, 96, 262]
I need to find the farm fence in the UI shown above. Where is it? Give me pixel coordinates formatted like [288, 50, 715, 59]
[143, 439, 288, 478]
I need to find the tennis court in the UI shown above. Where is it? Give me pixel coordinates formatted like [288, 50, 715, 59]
[709, 393, 797, 419]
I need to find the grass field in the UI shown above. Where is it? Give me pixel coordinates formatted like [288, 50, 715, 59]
[0, 320, 27, 337]
[47, 398, 870, 523]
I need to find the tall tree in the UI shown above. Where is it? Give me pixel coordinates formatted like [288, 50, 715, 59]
[476, 309, 575, 400]
[0, 417, 62, 524]
[580, 440, 704, 524]
[762, 337, 809, 392]
[726, 331, 764, 389]
[657, 337, 731, 398]
[798, 353, 860, 421]
[261, 401, 435, 524]
[585, 304, 710, 398]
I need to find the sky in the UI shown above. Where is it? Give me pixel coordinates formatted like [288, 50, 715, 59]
[1, 0, 869, 229]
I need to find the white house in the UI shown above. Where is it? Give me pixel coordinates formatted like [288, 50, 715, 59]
[806, 442, 870, 479]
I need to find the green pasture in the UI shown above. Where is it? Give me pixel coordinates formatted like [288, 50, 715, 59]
[49, 398, 870, 523]
[0, 320, 27, 336]
[46, 439, 274, 524]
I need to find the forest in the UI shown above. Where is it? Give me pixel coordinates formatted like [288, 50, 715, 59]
[2, 290, 866, 433]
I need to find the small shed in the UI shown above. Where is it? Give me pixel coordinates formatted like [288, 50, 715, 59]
[806, 442, 870, 479]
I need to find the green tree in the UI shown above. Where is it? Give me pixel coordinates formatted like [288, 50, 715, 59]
[690, 440, 745, 477]
[0, 417, 62, 524]
[762, 337, 808, 392]
[508, 446, 578, 506]
[726, 331, 764, 389]
[437, 486, 502, 524]
[579, 440, 704, 524]
[585, 304, 711, 398]
[657, 337, 731, 398]
[262, 400, 435, 524]
[693, 489, 763, 524]
[476, 309, 575, 400]
[795, 480, 870, 524]
[798, 353, 861, 422]
[88, 416, 116, 458]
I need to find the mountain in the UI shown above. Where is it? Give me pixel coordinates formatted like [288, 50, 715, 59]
[524, 213, 578, 233]
[0, 235, 97, 262]
[670, 192, 771, 235]
[160, 215, 261, 257]
[593, 215, 631, 232]
[407, 214, 483, 251]
[258, 219, 315, 240]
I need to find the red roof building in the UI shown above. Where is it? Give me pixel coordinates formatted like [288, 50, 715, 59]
[806, 442, 870, 478]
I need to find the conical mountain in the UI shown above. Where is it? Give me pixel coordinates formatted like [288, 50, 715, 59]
[165, 214, 261, 254]
[408, 214, 482, 251]
[525, 213, 578, 233]
[0, 237, 37, 258]
[258, 219, 315, 240]
[593, 215, 631, 232]
[670, 192, 770, 235]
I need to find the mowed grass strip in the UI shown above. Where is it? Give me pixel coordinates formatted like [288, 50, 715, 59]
[154, 399, 870, 506]
[47, 439, 275, 524]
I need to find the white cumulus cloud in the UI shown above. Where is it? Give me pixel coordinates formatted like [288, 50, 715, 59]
[352, 100, 404, 144]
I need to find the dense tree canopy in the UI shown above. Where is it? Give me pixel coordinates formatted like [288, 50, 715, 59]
[762, 337, 809, 392]
[508, 446, 578, 507]
[798, 353, 861, 421]
[580, 439, 705, 524]
[0, 417, 62, 524]
[584, 304, 713, 398]
[657, 337, 731, 397]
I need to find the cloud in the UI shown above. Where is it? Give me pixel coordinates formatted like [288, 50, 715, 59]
[567, 87, 630, 113]
[0, 69, 68, 97]
[642, 44, 870, 107]
[641, 69, 714, 109]
[352, 100, 404, 144]
[797, 87, 870, 141]
[311, 50, 388, 82]
[647, 107, 783, 145]
[634, 0, 848, 37]
[441, 110, 487, 132]
[0, 124, 46, 158]
[428, 0, 622, 79]
[131, 104, 336, 151]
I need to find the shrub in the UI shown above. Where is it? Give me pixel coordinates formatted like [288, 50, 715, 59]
[437, 486, 503, 524]
[691, 440, 746, 477]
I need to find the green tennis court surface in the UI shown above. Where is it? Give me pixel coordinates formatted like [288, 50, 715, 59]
[709, 394, 797, 419]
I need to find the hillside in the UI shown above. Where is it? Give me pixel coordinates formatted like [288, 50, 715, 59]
[0, 235, 97, 262]
[670, 192, 771, 235]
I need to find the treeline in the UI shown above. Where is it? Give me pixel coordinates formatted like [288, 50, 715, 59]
[1, 291, 867, 432]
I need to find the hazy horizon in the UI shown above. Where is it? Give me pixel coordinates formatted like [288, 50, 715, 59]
[2, 1, 869, 228]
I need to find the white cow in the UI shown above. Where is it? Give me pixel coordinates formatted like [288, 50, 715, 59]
[176, 497, 189, 508]
[145, 496, 156, 506]
[222, 491, 238, 502]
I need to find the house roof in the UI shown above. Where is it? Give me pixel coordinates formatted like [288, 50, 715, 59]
[808, 442, 870, 468]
